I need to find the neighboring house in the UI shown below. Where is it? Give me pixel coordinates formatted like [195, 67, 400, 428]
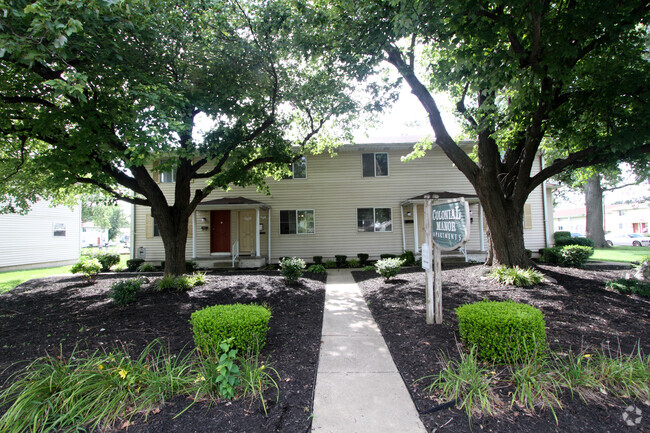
[554, 201, 650, 235]
[132, 139, 555, 267]
[80, 222, 109, 247]
[0, 200, 81, 272]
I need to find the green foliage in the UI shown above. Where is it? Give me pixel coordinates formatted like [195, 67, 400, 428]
[556, 237, 595, 248]
[379, 253, 397, 260]
[553, 231, 572, 242]
[70, 257, 101, 281]
[456, 301, 547, 364]
[399, 250, 416, 266]
[280, 257, 306, 282]
[508, 349, 562, 418]
[361, 265, 375, 272]
[238, 346, 280, 416]
[110, 278, 144, 306]
[357, 253, 369, 266]
[348, 259, 360, 268]
[190, 304, 271, 356]
[192, 338, 240, 400]
[324, 259, 336, 269]
[306, 264, 327, 274]
[375, 258, 404, 282]
[637, 255, 650, 264]
[185, 260, 198, 273]
[138, 263, 156, 273]
[156, 275, 192, 292]
[422, 346, 497, 419]
[539, 247, 563, 265]
[94, 253, 120, 272]
[0, 341, 194, 433]
[335, 255, 347, 268]
[187, 272, 207, 287]
[488, 266, 544, 287]
[126, 258, 145, 272]
[606, 278, 650, 298]
[312, 256, 323, 265]
[560, 245, 594, 267]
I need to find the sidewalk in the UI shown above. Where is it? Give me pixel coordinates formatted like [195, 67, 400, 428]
[311, 269, 426, 433]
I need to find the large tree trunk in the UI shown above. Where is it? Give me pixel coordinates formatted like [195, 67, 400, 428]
[584, 174, 609, 247]
[151, 205, 190, 276]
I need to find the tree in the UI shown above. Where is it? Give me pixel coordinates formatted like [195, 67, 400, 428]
[82, 199, 129, 241]
[316, 0, 650, 266]
[0, 0, 390, 275]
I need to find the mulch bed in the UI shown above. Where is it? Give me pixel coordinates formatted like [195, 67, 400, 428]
[0, 271, 326, 433]
[353, 263, 650, 433]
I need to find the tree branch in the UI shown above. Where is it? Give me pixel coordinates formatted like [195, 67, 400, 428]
[75, 177, 149, 206]
[1, 94, 56, 108]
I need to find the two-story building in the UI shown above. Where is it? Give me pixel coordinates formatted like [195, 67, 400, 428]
[132, 139, 555, 267]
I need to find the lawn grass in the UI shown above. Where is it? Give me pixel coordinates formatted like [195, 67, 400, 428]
[590, 246, 650, 263]
[0, 265, 72, 294]
[0, 254, 130, 294]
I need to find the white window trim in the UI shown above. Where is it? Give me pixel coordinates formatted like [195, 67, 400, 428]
[356, 207, 393, 233]
[362, 152, 389, 177]
[279, 209, 316, 235]
[285, 156, 307, 180]
[53, 222, 67, 237]
[160, 168, 177, 183]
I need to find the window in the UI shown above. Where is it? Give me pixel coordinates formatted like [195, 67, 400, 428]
[53, 223, 66, 237]
[153, 218, 160, 237]
[280, 210, 315, 234]
[160, 168, 176, 183]
[618, 210, 625, 216]
[284, 156, 307, 179]
[362, 152, 388, 177]
[357, 208, 392, 232]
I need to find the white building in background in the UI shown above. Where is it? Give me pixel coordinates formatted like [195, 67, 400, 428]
[0, 200, 81, 271]
[554, 201, 650, 235]
[80, 222, 109, 247]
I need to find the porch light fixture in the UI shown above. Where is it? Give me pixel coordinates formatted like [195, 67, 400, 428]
[200, 217, 207, 222]
[406, 211, 412, 217]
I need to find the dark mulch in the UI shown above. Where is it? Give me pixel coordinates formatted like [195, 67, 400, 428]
[0, 270, 326, 433]
[353, 263, 650, 433]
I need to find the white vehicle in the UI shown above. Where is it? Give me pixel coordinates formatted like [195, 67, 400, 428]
[606, 233, 650, 247]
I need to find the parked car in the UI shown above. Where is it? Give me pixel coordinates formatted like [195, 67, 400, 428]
[570, 232, 585, 238]
[606, 233, 650, 247]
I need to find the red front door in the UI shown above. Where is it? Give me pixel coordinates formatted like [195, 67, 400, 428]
[210, 210, 231, 253]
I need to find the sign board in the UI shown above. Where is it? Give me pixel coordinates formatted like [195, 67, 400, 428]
[421, 244, 431, 270]
[431, 199, 470, 250]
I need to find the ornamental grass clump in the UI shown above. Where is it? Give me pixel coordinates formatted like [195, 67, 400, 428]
[190, 304, 271, 356]
[456, 301, 547, 364]
[375, 257, 405, 282]
[488, 265, 544, 287]
[280, 257, 306, 282]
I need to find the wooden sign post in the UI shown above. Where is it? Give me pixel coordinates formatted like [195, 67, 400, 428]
[423, 194, 437, 324]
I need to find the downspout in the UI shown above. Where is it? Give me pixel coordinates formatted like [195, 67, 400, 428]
[541, 155, 551, 247]
[479, 203, 485, 251]
[255, 207, 260, 257]
[414, 204, 419, 253]
[267, 209, 272, 264]
[130, 203, 136, 259]
[400, 204, 406, 253]
[192, 211, 197, 258]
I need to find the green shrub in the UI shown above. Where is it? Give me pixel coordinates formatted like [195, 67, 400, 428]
[126, 258, 144, 272]
[190, 304, 271, 355]
[110, 278, 144, 306]
[375, 258, 405, 282]
[357, 253, 370, 266]
[307, 264, 327, 274]
[156, 275, 192, 292]
[280, 257, 306, 282]
[456, 300, 547, 364]
[488, 265, 544, 287]
[361, 265, 375, 272]
[606, 278, 650, 298]
[380, 253, 397, 259]
[553, 231, 572, 242]
[335, 255, 347, 268]
[638, 255, 650, 264]
[94, 253, 121, 272]
[348, 259, 360, 268]
[539, 247, 562, 265]
[70, 257, 102, 281]
[525, 249, 532, 259]
[324, 259, 336, 268]
[192, 338, 240, 400]
[185, 260, 198, 273]
[312, 256, 323, 265]
[560, 245, 594, 267]
[556, 237, 595, 248]
[138, 263, 156, 272]
[187, 272, 207, 286]
[399, 250, 416, 266]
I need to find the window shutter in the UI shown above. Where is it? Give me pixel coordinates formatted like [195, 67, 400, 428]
[187, 215, 193, 238]
[146, 214, 154, 239]
[524, 203, 533, 229]
[152, 160, 161, 183]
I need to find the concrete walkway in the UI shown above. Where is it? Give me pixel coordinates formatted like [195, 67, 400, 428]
[311, 269, 426, 433]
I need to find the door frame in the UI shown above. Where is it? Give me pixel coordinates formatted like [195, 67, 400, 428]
[210, 210, 231, 255]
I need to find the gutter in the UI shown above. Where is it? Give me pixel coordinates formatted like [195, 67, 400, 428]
[540, 155, 551, 247]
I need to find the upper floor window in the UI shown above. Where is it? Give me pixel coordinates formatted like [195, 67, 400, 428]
[362, 153, 388, 177]
[357, 208, 392, 232]
[160, 168, 177, 183]
[285, 156, 307, 179]
[53, 223, 66, 237]
[280, 209, 315, 234]
[618, 210, 625, 216]
[153, 218, 160, 237]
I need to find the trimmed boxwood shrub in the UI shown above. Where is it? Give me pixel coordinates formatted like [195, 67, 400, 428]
[456, 300, 547, 363]
[553, 231, 572, 242]
[335, 255, 347, 268]
[539, 247, 562, 265]
[190, 304, 271, 355]
[400, 250, 416, 266]
[380, 253, 397, 260]
[357, 253, 369, 266]
[560, 245, 594, 267]
[94, 253, 120, 272]
[126, 258, 144, 272]
[555, 236, 595, 248]
[313, 256, 323, 265]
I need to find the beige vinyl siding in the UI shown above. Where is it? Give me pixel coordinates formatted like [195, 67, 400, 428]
[0, 200, 81, 271]
[134, 146, 549, 262]
[522, 158, 548, 253]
